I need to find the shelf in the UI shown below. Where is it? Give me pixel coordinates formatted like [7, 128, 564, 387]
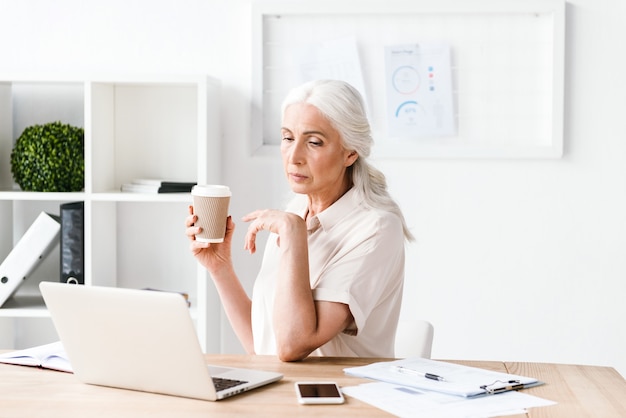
[0, 191, 87, 201]
[0, 74, 221, 352]
[0, 291, 199, 320]
[91, 192, 193, 203]
[0, 295, 49, 318]
[0, 191, 193, 203]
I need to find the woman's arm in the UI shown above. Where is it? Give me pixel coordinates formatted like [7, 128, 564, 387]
[186, 207, 254, 353]
[243, 209, 352, 361]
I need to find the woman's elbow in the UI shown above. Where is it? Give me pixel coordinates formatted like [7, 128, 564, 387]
[278, 352, 304, 362]
[276, 342, 311, 362]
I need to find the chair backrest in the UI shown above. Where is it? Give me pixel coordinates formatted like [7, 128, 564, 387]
[394, 319, 434, 359]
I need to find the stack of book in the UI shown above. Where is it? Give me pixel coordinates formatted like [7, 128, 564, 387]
[120, 179, 196, 194]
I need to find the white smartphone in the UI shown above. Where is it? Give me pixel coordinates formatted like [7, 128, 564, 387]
[294, 381, 345, 404]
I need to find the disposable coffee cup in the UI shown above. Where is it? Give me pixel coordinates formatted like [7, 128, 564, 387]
[191, 185, 231, 243]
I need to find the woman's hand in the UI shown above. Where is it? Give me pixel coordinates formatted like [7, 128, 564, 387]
[185, 205, 234, 276]
[242, 209, 307, 254]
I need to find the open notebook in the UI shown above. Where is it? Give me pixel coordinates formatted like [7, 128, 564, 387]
[39, 282, 282, 401]
[0, 341, 71, 373]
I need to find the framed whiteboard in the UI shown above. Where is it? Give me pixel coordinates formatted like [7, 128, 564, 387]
[251, 0, 565, 159]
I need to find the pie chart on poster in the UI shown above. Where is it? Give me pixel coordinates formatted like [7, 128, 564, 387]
[394, 100, 427, 125]
[392, 65, 420, 94]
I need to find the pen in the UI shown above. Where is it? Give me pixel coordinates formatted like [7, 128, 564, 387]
[391, 365, 446, 381]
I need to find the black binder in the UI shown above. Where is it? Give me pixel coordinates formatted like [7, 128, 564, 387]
[60, 201, 84, 285]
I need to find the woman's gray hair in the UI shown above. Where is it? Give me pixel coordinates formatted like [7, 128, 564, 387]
[281, 79, 414, 241]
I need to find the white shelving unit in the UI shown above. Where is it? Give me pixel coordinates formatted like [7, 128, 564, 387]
[0, 74, 222, 353]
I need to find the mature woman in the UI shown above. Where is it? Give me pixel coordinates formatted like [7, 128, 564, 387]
[186, 79, 413, 361]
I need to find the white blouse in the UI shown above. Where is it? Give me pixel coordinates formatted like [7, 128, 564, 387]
[251, 188, 405, 357]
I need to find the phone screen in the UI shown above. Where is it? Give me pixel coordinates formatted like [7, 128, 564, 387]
[295, 382, 345, 404]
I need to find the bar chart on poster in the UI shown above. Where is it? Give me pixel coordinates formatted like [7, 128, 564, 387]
[251, 0, 565, 159]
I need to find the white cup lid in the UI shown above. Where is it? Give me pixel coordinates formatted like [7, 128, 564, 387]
[191, 184, 231, 197]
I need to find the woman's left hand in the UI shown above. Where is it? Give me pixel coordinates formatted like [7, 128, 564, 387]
[242, 209, 306, 254]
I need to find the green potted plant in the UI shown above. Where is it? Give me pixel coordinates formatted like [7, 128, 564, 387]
[10, 121, 84, 192]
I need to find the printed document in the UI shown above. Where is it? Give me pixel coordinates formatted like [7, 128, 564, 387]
[342, 381, 556, 418]
[344, 357, 541, 398]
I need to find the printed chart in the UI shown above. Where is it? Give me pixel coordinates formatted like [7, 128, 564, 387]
[385, 43, 455, 138]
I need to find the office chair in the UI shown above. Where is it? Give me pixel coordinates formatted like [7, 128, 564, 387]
[394, 319, 434, 359]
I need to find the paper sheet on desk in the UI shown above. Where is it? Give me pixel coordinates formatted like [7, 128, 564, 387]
[342, 382, 556, 418]
[344, 357, 541, 397]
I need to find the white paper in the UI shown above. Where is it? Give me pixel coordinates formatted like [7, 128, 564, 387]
[0, 341, 73, 373]
[344, 357, 540, 398]
[293, 36, 368, 107]
[342, 382, 556, 418]
[384, 43, 455, 138]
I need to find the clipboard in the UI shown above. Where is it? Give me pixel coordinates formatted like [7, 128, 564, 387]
[344, 357, 543, 398]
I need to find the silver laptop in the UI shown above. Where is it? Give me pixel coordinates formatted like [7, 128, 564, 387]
[39, 282, 282, 401]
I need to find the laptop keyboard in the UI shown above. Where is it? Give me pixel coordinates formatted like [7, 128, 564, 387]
[213, 377, 248, 392]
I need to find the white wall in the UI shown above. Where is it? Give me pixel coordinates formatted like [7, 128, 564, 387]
[1, 0, 625, 377]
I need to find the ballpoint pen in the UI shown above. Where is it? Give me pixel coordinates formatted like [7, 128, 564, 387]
[390, 365, 446, 381]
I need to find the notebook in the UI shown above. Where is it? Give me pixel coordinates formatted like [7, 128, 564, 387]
[39, 281, 283, 401]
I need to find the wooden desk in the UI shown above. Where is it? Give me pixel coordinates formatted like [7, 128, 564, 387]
[1, 355, 625, 417]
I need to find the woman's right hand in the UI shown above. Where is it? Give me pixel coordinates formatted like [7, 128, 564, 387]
[185, 205, 235, 276]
